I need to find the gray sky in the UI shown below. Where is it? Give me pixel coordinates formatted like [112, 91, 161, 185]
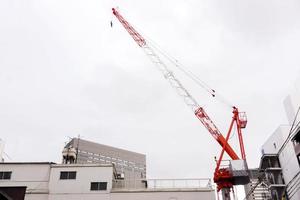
[1, 0, 300, 190]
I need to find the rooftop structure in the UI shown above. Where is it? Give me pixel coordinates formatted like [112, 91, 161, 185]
[63, 138, 146, 180]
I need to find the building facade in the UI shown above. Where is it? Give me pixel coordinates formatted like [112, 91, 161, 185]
[280, 77, 300, 200]
[0, 162, 216, 200]
[245, 76, 300, 200]
[63, 138, 146, 180]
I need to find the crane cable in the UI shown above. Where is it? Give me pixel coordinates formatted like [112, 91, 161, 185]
[111, 7, 234, 109]
[143, 34, 234, 108]
[278, 106, 300, 155]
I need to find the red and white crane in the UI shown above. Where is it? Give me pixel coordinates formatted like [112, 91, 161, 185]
[112, 8, 250, 200]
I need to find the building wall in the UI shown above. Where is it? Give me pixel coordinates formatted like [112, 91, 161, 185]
[260, 126, 300, 200]
[0, 163, 51, 200]
[261, 126, 289, 155]
[48, 194, 110, 200]
[283, 77, 300, 125]
[259, 77, 300, 200]
[64, 138, 146, 180]
[0, 163, 114, 200]
[49, 164, 113, 195]
[111, 190, 216, 200]
[282, 77, 300, 200]
[279, 140, 300, 200]
[0, 162, 216, 200]
[260, 125, 300, 184]
[25, 194, 49, 200]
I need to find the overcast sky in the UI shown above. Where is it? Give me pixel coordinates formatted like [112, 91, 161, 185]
[1, 0, 300, 193]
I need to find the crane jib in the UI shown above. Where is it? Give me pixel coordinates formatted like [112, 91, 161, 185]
[112, 7, 241, 161]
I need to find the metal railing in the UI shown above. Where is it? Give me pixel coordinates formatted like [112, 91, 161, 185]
[112, 178, 212, 190]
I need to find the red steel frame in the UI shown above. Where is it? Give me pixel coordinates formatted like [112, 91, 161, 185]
[214, 107, 247, 192]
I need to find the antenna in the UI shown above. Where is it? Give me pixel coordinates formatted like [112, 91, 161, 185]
[75, 134, 81, 164]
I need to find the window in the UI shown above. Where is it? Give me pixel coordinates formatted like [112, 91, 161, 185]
[0, 171, 12, 180]
[294, 130, 300, 144]
[60, 171, 76, 180]
[90, 182, 107, 191]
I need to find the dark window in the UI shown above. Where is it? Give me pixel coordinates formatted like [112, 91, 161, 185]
[60, 171, 76, 180]
[90, 182, 107, 191]
[294, 130, 300, 144]
[0, 171, 12, 180]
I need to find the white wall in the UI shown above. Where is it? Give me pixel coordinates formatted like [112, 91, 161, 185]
[110, 190, 216, 200]
[25, 194, 49, 200]
[260, 125, 300, 200]
[279, 141, 300, 200]
[1, 163, 216, 200]
[284, 77, 300, 125]
[261, 126, 289, 155]
[48, 194, 110, 200]
[282, 77, 300, 200]
[0, 163, 50, 200]
[49, 164, 113, 199]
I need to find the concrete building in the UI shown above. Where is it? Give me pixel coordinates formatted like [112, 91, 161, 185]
[0, 162, 216, 200]
[63, 138, 146, 180]
[280, 77, 300, 200]
[255, 120, 300, 200]
[245, 77, 300, 200]
[0, 162, 53, 200]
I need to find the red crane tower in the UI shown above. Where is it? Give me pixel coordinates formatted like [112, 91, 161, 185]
[112, 8, 250, 200]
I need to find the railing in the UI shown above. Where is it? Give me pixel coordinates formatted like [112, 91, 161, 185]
[112, 178, 213, 190]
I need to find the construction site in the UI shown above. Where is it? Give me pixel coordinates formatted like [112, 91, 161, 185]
[0, 1, 300, 200]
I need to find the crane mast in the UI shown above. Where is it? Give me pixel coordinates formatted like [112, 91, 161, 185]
[112, 8, 249, 199]
[112, 8, 239, 160]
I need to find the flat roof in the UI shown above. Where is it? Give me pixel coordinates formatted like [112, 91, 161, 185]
[0, 162, 114, 168]
[0, 162, 56, 165]
[66, 138, 146, 161]
[51, 163, 114, 168]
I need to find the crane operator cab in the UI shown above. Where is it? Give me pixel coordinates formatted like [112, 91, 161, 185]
[239, 112, 247, 129]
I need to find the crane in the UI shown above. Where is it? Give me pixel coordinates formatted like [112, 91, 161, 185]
[112, 8, 250, 200]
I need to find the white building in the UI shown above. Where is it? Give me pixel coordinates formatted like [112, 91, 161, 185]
[281, 77, 300, 200]
[255, 76, 300, 200]
[0, 162, 216, 200]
